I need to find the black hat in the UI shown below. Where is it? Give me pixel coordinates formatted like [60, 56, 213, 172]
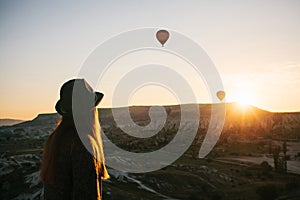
[55, 79, 104, 116]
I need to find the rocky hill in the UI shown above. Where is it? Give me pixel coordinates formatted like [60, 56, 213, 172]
[1, 103, 300, 199]
[0, 119, 24, 127]
[3, 103, 299, 146]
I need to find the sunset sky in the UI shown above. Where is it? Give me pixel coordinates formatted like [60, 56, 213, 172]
[1, 1, 300, 120]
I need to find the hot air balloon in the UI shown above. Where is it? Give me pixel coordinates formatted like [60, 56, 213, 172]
[156, 30, 169, 47]
[216, 90, 226, 101]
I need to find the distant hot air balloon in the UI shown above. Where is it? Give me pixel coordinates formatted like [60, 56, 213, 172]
[156, 30, 169, 47]
[216, 90, 226, 101]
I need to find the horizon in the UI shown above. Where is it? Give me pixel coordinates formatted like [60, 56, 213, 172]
[1, 1, 300, 120]
[3, 102, 300, 121]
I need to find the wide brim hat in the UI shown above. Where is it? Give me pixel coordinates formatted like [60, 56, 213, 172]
[55, 79, 104, 116]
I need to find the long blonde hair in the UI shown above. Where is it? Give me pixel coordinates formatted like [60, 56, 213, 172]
[83, 108, 110, 180]
[40, 108, 109, 184]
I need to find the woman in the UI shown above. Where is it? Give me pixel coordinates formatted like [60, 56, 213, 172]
[40, 79, 109, 200]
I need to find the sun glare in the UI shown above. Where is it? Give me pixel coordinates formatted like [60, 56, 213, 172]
[235, 92, 255, 109]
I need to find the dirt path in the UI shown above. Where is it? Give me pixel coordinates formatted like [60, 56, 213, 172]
[218, 156, 300, 175]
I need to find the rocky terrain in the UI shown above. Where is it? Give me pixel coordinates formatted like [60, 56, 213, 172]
[1, 103, 300, 199]
[0, 119, 24, 127]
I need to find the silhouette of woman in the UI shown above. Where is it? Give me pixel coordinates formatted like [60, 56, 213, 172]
[40, 79, 109, 200]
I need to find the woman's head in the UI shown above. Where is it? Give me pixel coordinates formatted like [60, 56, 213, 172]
[55, 79, 104, 117]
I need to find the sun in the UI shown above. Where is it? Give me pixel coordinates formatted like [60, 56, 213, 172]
[235, 92, 255, 108]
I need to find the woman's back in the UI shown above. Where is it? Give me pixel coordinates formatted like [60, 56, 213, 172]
[44, 119, 103, 199]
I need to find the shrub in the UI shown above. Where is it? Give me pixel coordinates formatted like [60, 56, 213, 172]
[260, 161, 272, 175]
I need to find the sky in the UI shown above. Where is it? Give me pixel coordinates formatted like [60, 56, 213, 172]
[0, 0, 300, 120]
